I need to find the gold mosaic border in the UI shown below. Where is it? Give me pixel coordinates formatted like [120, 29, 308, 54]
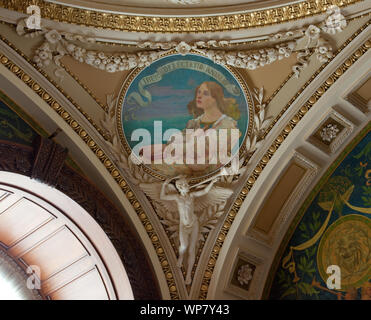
[0, 14, 368, 300]
[197, 39, 371, 299]
[0, 52, 180, 300]
[0, 0, 362, 33]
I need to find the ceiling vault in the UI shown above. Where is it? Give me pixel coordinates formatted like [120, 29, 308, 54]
[0, 0, 369, 300]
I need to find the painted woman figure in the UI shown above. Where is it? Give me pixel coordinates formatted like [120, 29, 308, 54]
[145, 81, 241, 176]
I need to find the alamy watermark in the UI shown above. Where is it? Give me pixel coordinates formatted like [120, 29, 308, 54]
[129, 121, 241, 175]
[26, 265, 41, 290]
[25, 5, 41, 30]
[326, 264, 341, 290]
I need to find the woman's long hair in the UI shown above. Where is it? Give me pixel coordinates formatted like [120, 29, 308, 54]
[187, 81, 240, 120]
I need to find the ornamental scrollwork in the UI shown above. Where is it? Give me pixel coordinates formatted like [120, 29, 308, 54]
[15, 6, 346, 79]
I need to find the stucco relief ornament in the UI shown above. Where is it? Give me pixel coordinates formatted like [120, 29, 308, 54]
[175, 41, 192, 55]
[16, 5, 346, 80]
[140, 175, 233, 285]
[320, 124, 340, 142]
[100, 86, 267, 286]
[322, 5, 347, 34]
[244, 87, 271, 157]
[237, 264, 253, 286]
[99, 85, 271, 286]
[100, 94, 156, 184]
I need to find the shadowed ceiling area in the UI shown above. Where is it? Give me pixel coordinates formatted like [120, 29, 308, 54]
[0, 0, 369, 300]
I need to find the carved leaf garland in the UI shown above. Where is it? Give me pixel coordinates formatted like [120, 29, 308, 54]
[15, 5, 346, 79]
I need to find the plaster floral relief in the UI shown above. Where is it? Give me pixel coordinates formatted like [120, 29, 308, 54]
[99, 86, 270, 287]
[320, 124, 340, 142]
[15, 6, 346, 80]
[237, 264, 254, 286]
[10, 4, 349, 290]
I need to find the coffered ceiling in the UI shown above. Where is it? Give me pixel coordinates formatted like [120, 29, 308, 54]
[0, 0, 370, 300]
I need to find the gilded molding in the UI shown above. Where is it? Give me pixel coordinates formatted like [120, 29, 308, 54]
[0, 0, 362, 33]
[197, 38, 371, 299]
[59, 60, 108, 112]
[0, 14, 369, 300]
[115, 49, 254, 181]
[0, 52, 180, 300]
[249, 151, 319, 246]
[0, 32, 110, 138]
[262, 18, 370, 138]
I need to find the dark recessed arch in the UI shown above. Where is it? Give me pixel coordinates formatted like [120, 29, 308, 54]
[0, 139, 161, 299]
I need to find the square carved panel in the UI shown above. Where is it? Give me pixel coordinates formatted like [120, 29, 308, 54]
[225, 250, 264, 299]
[308, 110, 353, 154]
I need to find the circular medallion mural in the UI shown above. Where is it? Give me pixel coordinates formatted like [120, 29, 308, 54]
[317, 214, 371, 290]
[117, 53, 253, 178]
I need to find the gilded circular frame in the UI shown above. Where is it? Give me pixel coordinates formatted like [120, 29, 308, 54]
[116, 50, 254, 182]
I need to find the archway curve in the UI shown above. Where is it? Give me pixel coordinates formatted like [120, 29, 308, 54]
[0, 139, 161, 299]
[0, 171, 133, 299]
[0, 48, 166, 299]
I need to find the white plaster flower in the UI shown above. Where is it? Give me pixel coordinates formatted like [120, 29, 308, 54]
[128, 60, 137, 69]
[72, 47, 86, 59]
[98, 52, 106, 60]
[120, 61, 130, 70]
[226, 54, 236, 65]
[315, 39, 333, 63]
[237, 52, 247, 59]
[234, 58, 244, 68]
[267, 55, 277, 63]
[39, 42, 51, 52]
[149, 52, 159, 61]
[38, 51, 51, 60]
[175, 41, 191, 55]
[93, 58, 101, 66]
[127, 54, 137, 62]
[106, 63, 117, 73]
[84, 52, 96, 65]
[322, 5, 347, 34]
[320, 123, 339, 142]
[305, 25, 321, 39]
[247, 60, 257, 70]
[318, 46, 328, 54]
[45, 30, 62, 44]
[287, 41, 296, 50]
[138, 54, 148, 63]
[66, 44, 77, 53]
[237, 264, 253, 286]
[278, 46, 287, 55]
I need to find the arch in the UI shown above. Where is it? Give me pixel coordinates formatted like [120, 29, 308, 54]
[0, 171, 134, 299]
[0, 140, 161, 299]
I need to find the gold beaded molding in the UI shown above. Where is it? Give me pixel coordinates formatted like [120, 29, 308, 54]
[0, 16, 369, 300]
[0, 0, 362, 33]
[0, 31, 110, 140]
[0, 53, 180, 300]
[197, 38, 371, 299]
